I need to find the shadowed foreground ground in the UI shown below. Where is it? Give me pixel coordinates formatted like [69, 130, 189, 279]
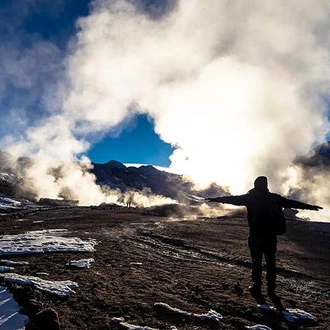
[1, 206, 330, 329]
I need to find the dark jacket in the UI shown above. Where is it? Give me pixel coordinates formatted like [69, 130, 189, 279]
[215, 188, 315, 237]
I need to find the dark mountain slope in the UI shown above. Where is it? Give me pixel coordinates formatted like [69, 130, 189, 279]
[295, 141, 330, 167]
[2, 140, 330, 204]
[91, 162, 226, 202]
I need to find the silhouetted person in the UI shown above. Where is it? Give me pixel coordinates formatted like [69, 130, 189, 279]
[126, 194, 133, 208]
[206, 176, 322, 297]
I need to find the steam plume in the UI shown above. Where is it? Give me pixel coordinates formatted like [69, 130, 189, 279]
[65, 0, 330, 192]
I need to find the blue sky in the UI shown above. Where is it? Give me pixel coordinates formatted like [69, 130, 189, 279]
[88, 114, 174, 165]
[0, 0, 174, 166]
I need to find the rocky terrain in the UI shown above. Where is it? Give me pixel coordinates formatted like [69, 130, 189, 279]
[0, 205, 329, 330]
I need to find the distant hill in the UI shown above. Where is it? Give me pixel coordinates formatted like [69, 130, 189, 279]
[295, 141, 330, 167]
[1, 141, 330, 205]
[0, 151, 21, 197]
[0, 151, 226, 204]
[91, 161, 226, 203]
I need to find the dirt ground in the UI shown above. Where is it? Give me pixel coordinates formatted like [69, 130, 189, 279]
[1, 206, 330, 330]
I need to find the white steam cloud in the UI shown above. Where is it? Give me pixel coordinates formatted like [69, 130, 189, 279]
[1, 0, 330, 214]
[65, 0, 330, 189]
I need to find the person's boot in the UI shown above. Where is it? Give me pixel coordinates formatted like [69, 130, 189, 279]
[267, 286, 280, 300]
[267, 289, 279, 297]
[249, 284, 262, 297]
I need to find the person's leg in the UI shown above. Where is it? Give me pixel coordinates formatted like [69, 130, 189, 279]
[248, 236, 263, 294]
[264, 236, 277, 295]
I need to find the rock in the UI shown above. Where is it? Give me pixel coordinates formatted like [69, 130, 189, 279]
[26, 308, 60, 330]
[27, 299, 43, 315]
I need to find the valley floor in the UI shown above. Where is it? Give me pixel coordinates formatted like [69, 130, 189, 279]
[1, 206, 330, 329]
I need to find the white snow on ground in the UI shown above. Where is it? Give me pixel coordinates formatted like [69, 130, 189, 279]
[245, 325, 272, 330]
[66, 258, 94, 268]
[0, 229, 96, 297]
[258, 304, 317, 324]
[111, 304, 224, 330]
[111, 318, 159, 330]
[0, 260, 29, 266]
[282, 308, 317, 322]
[0, 266, 14, 273]
[0, 229, 97, 255]
[0, 173, 17, 184]
[0, 229, 97, 329]
[154, 302, 223, 322]
[0, 193, 39, 211]
[118, 322, 158, 330]
[194, 309, 224, 322]
[0, 286, 28, 330]
[4, 273, 78, 298]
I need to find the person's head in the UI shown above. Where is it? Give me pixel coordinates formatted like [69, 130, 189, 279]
[254, 176, 268, 191]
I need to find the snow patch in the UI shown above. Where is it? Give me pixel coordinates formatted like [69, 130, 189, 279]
[0, 266, 15, 273]
[154, 302, 223, 322]
[282, 308, 317, 322]
[0, 229, 97, 256]
[118, 322, 158, 330]
[245, 325, 272, 330]
[258, 304, 316, 324]
[111, 317, 158, 330]
[0, 173, 17, 184]
[67, 258, 94, 268]
[0, 229, 97, 328]
[0, 260, 29, 266]
[0, 286, 28, 329]
[4, 273, 78, 297]
[194, 309, 224, 322]
[0, 193, 38, 210]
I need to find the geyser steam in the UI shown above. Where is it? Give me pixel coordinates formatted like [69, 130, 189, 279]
[1, 0, 330, 213]
[65, 0, 330, 190]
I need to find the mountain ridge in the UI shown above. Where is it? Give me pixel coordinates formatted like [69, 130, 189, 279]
[0, 151, 226, 204]
[1, 141, 330, 205]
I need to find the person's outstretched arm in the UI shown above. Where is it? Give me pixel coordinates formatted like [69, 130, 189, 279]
[276, 195, 322, 211]
[205, 195, 248, 206]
